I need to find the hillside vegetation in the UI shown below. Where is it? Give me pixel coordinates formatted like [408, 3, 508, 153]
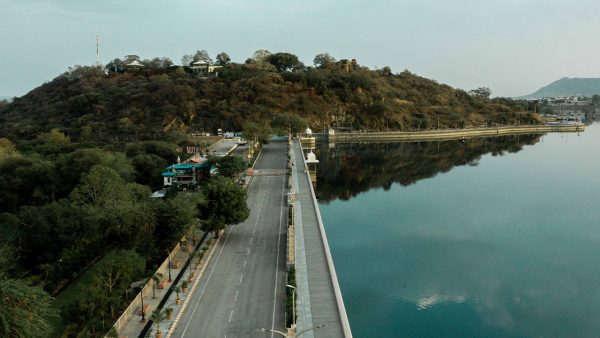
[525, 77, 600, 97]
[0, 51, 540, 143]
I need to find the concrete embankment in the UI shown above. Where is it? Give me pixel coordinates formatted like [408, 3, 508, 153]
[327, 124, 585, 142]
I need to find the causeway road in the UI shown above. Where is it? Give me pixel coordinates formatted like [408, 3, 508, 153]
[171, 141, 288, 338]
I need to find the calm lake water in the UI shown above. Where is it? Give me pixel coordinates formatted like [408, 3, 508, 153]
[316, 124, 600, 337]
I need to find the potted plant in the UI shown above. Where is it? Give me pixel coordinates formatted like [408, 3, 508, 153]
[181, 280, 188, 293]
[150, 309, 166, 338]
[151, 272, 163, 299]
[181, 240, 190, 252]
[165, 307, 174, 320]
[189, 252, 197, 274]
[174, 286, 182, 305]
[196, 249, 206, 267]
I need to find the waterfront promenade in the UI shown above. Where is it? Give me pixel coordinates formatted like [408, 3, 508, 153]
[291, 140, 352, 338]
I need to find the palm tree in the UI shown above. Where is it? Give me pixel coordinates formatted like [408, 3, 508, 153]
[151, 272, 163, 299]
[150, 309, 167, 338]
[165, 307, 174, 320]
[174, 285, 182, 305]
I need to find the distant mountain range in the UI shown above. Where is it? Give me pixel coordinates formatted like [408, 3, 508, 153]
[0, 96, 13, 102]
[524, 77, 600, 98]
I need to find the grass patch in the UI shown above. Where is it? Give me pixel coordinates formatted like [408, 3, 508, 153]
[286, 266, 297, 328]
[48, 259, 105, 337]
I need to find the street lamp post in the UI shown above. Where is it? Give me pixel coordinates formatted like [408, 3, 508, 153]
[167, 250, 172, 282]
[139, 291, 146, 322]
[286, 285, 296, 328]
[258, 324, 326, 338]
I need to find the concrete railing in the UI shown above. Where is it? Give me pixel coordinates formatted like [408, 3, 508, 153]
[296, 139, 353, 338]
[326, 124, 585, 142]
[109, 242, 182, 334]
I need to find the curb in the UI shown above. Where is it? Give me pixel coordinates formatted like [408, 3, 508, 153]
[165, 234, 222, 338]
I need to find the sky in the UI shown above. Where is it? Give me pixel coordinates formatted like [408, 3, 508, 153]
[1, 0, 600, 98]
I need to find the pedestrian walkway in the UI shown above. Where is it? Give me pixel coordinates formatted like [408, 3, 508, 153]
[117, 233, 218, 338]
[291, 139, 352, 338]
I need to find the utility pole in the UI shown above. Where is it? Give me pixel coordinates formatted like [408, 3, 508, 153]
[96, 34, 100, 66]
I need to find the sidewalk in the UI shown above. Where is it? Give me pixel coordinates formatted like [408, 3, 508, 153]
[118, 232, 217, 338]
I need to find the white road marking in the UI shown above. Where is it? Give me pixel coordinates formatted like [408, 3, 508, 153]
[270, 142, 288, 337]
[243, 260, 247, 268]
[179, 226, 234, 338]
[239, 272, 244, 283]
[228, 310, 234, 323]
[234, 289, 239, 302]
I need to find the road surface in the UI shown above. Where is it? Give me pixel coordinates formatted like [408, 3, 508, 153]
[172, 141, 288, 338]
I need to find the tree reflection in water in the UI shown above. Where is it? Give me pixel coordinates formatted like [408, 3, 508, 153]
[316, 134, 541, 203]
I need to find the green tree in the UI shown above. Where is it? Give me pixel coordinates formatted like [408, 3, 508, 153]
[271, 112, 306, 134]
[468, 87, 492, 99]
[70, 165, 125, 207]
[95, 250, 145, 319]
[150, 309, 167, 335]
[267, 52, 302, 72]
[215, 52, 231, 65]
[131, 153, 167, 190]
[153, 193, 199, 249]
[181, 54, 193, 66]
[313, 53, 336, 68]
[151, 272, 163, 299]
[63, 250, 145, 335]
[146, 57, 173, 69]
[12, 201, 100, 287]
[193, 49, 212, 64]
[213, 155, 246, 178]
[0, 156, 57, 212]
[55, 148, 135, 198]
[0, 272, 57, 338]
[252, 49, 271, 62]
[200, 176, 249, 236]
[242, 121, 272, 145]
[0, 138, 16, 160]
[36, 128, 71, 154]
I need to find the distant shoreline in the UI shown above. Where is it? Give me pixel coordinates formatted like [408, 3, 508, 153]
[321, 124, 585, 142]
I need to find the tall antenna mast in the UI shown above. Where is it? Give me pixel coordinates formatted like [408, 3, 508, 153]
[96, 34, 100, 65]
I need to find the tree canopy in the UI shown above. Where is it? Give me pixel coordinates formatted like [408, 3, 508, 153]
[0, 272, 58, 338]
[200, 176, 249, 235]
[211, 155, 247, 178]
[267, 52, 303, 72]
[271, 112, 306, 134]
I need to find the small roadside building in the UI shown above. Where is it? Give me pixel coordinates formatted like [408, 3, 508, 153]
[161, 162, 209, 187]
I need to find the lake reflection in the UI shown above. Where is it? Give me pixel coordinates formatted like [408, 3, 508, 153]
[316, 134, 541, 203]
[317, 126, 600, 337]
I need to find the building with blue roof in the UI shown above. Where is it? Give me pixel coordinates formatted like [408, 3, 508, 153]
[161, 161, 212, 187]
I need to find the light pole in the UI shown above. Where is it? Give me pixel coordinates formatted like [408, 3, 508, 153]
[139, 291, 146, 322]
[167, 250, 172, 282]
[258, 324, 326, 338]
[286, 284, 296, 328]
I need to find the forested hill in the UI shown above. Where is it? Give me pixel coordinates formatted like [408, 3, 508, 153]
[525, 77, 600, 97]
[0, 55, 539, 142]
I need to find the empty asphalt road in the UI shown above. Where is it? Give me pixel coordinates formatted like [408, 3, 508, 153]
[172, 141, 288, 338]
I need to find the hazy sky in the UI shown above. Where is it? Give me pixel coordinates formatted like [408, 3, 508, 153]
[2, 0, 600, 97]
